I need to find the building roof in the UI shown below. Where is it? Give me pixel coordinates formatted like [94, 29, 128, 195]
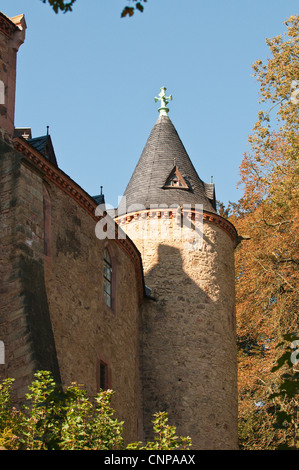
[14, 135, 146, 304]
[27, 134, 58, 167]
[93, 194, 105, 206]
[118, 114, 217, 215]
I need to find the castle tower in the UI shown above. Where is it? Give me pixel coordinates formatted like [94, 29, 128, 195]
[115, 88, 239, 450]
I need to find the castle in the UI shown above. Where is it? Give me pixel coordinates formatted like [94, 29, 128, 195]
[0, 12, 238, 449]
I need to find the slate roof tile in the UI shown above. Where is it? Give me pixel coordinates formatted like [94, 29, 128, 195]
[27, 135, 58, 168]
[118, 114, 217, 215]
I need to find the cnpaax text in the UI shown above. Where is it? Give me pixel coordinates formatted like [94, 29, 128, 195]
[148, 454, 195, 465]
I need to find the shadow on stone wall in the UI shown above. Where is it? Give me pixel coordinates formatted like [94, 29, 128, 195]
[140, 242, 237, 450]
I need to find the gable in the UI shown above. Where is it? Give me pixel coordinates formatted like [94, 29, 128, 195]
[163, 165, 189, 190]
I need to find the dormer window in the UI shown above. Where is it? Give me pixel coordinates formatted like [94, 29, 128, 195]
[163, 165, 189, 190]
[168, 174, 182, 187]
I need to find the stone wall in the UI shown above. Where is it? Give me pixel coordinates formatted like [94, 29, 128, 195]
[117, 209, 238, 449]
[0, 141, 60, 399]
[44, 179, 143, 443]
[0, 140, 143, 443]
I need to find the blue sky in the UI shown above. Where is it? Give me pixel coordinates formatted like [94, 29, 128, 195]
[2, 0, 298, 208]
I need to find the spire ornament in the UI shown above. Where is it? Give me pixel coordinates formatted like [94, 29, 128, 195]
[154, 86, 172, 115]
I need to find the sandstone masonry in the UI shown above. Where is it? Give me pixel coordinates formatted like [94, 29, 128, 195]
[0, 11, 239, 450]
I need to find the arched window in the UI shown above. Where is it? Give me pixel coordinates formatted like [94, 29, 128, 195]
[103, 247, 113, 308]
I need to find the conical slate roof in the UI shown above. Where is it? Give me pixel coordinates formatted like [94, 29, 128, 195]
[118, 114, 217, 215]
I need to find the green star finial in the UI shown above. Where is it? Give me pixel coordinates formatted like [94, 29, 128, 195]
[154, 86, 172, 115]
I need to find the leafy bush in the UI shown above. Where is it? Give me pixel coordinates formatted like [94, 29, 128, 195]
[127, 411, 191, 450]
[0, 371, 191, 450]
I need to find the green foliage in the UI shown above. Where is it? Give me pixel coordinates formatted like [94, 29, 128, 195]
[0, 371, 191, 450]
[41, 0, 147, 17]
[269, 334, 299, 449]
[238, 334, 299, 450]
[0, 378, 14, 427]
[127, 412, 191, 450]
[121, 1, 147, 18]
[0, 378, 24, 450]
[41, 0, 77, 14]
[0, 371, 124, 450]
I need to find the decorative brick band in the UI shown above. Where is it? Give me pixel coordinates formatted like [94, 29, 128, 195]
[15, 137, 96, 216]
[115, 207, 238, 242]
[203, 211, 238, 241]
[14, 137, 145, 304]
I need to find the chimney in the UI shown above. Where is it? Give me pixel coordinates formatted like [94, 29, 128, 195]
[0, 12, 26, 141]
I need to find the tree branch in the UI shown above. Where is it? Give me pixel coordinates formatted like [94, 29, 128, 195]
[257, 260, 296, 291]
[261, 218, 293, 228]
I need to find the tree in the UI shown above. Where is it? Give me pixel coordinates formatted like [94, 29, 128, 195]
[269, 333, 299, 449]
[40, 0, 148, 17]
[233, 15, 299, 449]
[237, 334, 299, 450]
[249, 15, 299, 166]
[0, 371, 191, 450]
